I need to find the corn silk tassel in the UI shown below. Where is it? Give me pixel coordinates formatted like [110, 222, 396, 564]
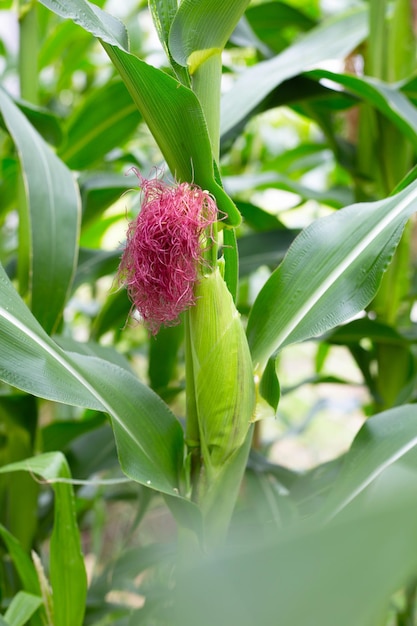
[119, 169, 218, 334]
[119, 171, 256, 545]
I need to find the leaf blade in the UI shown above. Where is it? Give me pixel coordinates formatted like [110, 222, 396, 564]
[0, 88, 80, 334]
[0, 262, 184, 495]
[0, 453, 86, 626]
[220, 7, 368, 137]
[247, 180, 417, 368]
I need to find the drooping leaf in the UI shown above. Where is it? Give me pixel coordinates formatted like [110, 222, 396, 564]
[247, 179, 417, 369]
[238, 230, 299, 277]
[320, 405, 417, 520]
[221, 6, 368, 137]
[306, 69, 417, 149]
[0, 88, 80, 334]
[79, 171, 138, 227]
[0, 262, 184, 496]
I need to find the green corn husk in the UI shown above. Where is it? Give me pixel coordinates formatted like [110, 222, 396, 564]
[188, 267, 256, 475]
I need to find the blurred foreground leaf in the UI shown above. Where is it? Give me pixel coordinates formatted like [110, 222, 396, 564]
[174, 487, 417, 626]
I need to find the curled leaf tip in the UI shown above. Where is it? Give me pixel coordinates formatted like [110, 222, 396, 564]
[119, 169, 218, 334]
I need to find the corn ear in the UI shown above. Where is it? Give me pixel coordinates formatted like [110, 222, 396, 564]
[189, 268, 255, 473]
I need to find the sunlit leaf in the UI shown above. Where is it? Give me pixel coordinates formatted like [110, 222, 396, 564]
[0, 262, 184, 496]
[247, 179, 417, 369]
[37, 0, 128, 48]
[3, 591, 43, 626]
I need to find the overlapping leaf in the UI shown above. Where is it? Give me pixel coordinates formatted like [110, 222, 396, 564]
[0, 453, 86, 626]
[220, 7, 368, 137]
[38, 0, 241, 225]
[0, 262, 184, 496]
[169, 0, 251, 72]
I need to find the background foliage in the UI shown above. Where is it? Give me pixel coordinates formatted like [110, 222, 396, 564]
[1, 0, 417, 624]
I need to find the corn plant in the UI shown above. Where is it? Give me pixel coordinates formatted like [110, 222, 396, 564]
[1, 0, 417, 625]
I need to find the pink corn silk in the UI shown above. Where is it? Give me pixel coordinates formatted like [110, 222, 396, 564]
[119, 174, 218, 334]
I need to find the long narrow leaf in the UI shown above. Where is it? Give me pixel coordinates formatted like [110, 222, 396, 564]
[0, 262, 184, 495]
[3, 592, 43, 626]
[320, 405, 417, 519]
[247, 179, 417, 369]
[307, 69, 417, 149]
[0, 526, 45, 626]
[0, 453, 86, 626]
[220, 7, 368, 137]
[0, 88, 80, 334]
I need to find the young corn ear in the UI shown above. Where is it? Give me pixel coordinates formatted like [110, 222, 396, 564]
[188, 267, 255, 473]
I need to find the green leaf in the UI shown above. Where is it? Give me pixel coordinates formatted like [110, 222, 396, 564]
[149, 324, 184, 393]
[0, 87, 80, 334]
[0, 262, 184, 496]
[58, 80, 141, 169]
[90, 288, 131, 341]
[73, 247, 119, 290]
[169, 0, 251, 72]
[247, 179, 417, 369]
[0, 526, 40, 595]
[225, 171, 352, 208]
[149, 0, 190, 85]
[245, 1, 317, 54]
[37, 0, 128, 49]
[0, 453, 86, 626]
[79, 171, 138, 227]
[102, 44, 241, 225]
[3, 591, 43, 626]
[16, 99, 63, 145]
[238, 230, 299, 277]
[174, 487, 417, 626]
[0, 527, 45, 626]
[306, 69, 417, 149]
[320, 405, 417, 520]
[259, 357, 280, 413]
[38, 0, 241, 225]
[220, 6, 368, 137]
